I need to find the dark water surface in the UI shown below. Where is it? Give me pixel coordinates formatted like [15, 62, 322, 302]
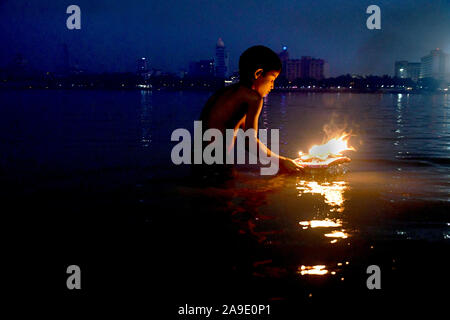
[2, 90, 449, 310]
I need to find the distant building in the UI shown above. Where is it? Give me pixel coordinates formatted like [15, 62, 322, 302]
[137, 57, 151, 79]
[214, 38, 228, 78]
[189, 59, 214, 77]
[394, 61, 408, 78]
[178, 69, 187, 78]
[420, 48, 450, 81]
[152, 69, 162, 77]
[286, 59, 301, 81]
[12, 54, 28, 71]
[225, 71, 240, 86]
[279, 50, 328, 81]
[406, 63, 421, 82]
[228, 71, 240, 85]
[6, 54, 27, 79]
[394, 60, 421, 82]
[306, 56, 329, 80]
[62, 44, 70, 74]
[278, 46, 289, 78]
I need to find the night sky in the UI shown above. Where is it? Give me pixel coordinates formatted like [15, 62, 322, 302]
[0, 0, 449, 76]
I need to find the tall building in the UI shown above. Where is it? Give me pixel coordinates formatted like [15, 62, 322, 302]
[406, 63, 421, 82]
[62, 43, 70, 74]
[137, 57, 148, 74]
[178, 69, 187, 78]
[137, 57, 151, 80]
[302, 56, 329, 80]
[214, 38, 228, 78]
[300, 56, 311, 79]
[395, 61, 421, 82]
[286, 59, 301, 81]
[310, 58, 326, 79]
[280, 52, 328, 81]
[323, 60, 330, 79]
[278, 46, 289, 78]
[189, 59, 214, 77]
[394, 61, 408, 78]
[8, 53, 29, 78]
[420, 48, 450, 81]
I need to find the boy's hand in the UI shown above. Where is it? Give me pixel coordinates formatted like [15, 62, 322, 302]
[279, 157, 304, 174]
[293, 156, 351, 168]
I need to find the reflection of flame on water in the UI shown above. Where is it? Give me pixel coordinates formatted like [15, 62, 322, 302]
[299, 133, 355, 161]
[298, 265, 328, 276]
[324, 230, 349, 239]
[297, 263, 350, 277]
[299, 219, 350, 242]
[296, 180, 347, 211]
[299, 219, 342, 229]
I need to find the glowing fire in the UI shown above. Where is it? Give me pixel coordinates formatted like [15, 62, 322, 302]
[324, 230, 349, 239]
[299, 133, 354, 161]
[298, 265, 328, 276]
[299, 219, 342, 229]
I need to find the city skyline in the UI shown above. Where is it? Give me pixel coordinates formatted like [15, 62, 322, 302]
[5, 41, 449, 81]
[1, 0, 449, 76]
[394, 48, 450, 83]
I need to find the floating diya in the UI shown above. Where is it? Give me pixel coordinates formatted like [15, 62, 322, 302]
[295, 133, 354, 168]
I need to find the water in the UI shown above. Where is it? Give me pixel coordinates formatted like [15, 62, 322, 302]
[1, 89, 449, 305]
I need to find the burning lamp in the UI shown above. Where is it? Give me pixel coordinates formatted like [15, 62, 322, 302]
[295, 133, 354, 168]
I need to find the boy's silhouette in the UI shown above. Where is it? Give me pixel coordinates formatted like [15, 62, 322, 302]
[197, 45, 303, 180]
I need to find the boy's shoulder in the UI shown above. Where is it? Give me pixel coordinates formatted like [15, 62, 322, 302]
[231, 84, 262, 102]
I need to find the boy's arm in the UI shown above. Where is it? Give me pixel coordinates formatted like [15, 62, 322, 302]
[238, 115, 246, 130]
[243, 95, 302, 173]
[243, 97, 281, 159]
[244, 97, 303, 172]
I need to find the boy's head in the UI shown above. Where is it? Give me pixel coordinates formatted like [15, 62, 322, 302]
[239, 45, 282, 97]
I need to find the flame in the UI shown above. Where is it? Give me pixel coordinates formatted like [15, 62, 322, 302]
[299, 133, 354, 161]
[299, 219, 342, 229]
[324, 230, 349, 239]
[298, 265, 328, 276]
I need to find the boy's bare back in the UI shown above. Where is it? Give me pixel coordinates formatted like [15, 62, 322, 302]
[199, 83, 262, 134]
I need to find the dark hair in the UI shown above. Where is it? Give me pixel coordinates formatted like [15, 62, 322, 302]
[239, 45, 282, 86]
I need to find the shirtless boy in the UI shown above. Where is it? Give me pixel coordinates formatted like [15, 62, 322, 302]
[198, 45, 303, 175]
